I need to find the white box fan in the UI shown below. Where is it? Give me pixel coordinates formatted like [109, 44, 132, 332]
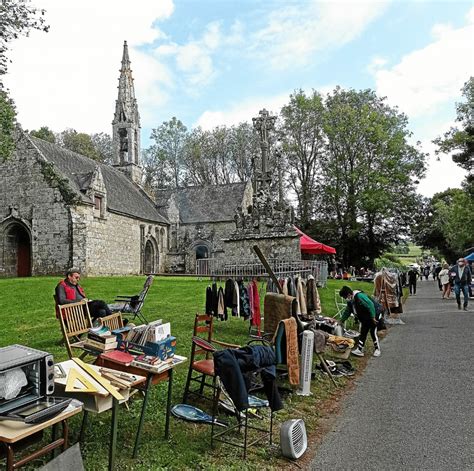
[280, 418, 308, 459]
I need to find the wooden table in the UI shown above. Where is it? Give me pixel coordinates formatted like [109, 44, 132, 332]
[0, 403, 82, 471]
[94, 355, 186, 458]
[54, 360, 146, 471]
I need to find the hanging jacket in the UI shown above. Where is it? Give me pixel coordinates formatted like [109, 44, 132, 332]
[232, 280, 240, 316]
[217, 287, 227, 321]
[224, 279, 234, 309]
[205, 286, 213, 315]
[295, 278, 307, 316]
[306, 275, 321, 315]
[238, 281, 251, 319]
[249, 280, 261, 332]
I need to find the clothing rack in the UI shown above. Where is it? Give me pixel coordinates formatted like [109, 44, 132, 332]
[196, 259, 328, 286]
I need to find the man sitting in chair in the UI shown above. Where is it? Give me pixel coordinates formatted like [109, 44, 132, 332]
[55, 268, 112, 321]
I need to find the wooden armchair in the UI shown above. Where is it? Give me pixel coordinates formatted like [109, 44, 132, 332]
[182, 313, 240, 404]
[99, 312, 124, 331]
[57, 300, 93, 360]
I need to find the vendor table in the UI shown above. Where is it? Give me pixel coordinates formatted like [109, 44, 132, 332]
[0, 402, 82, 471]
[94, 355, 186, 458]
[54, 360, 146, 471]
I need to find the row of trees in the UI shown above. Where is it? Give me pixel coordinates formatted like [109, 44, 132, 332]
[142, 119, 259, 190]
[415, 78, 474, 262]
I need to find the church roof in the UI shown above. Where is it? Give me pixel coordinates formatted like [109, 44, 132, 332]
[31, 136, 168, 224]
[156, 183, 248, 224]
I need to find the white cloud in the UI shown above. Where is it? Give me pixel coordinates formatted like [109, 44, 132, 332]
[370, 7, 474, 196]
[252, 0, 390, 70]
[194, 84, 336, 130]
[195, 93, 289, 130]
[372, 7, 474, 118]
[4, 0, 174, 134]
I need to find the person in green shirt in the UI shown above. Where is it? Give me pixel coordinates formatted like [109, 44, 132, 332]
[339, 286, 381, 357]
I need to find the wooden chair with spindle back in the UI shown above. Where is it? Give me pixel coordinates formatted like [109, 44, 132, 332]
[99, 312, 124, 331]
[182, 313, 240, 404]
[57, 300, 93, 359]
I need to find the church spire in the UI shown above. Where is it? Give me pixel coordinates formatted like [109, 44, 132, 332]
[112, 40, 142, 184]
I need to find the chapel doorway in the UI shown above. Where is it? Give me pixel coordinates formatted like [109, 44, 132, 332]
[6, 224, 31, 277]
[144, 240, 155, 274]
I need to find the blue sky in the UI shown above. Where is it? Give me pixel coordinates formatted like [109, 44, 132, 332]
[5, 0, 474, 195]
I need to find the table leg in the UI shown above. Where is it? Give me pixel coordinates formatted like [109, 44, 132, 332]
[62, 419, 69, 451]
[132, 374, 153, 458]
[165, 369, 173, 439]
[5, 443, 14, 471]
[51, 423, 58, 459]
[109, 398, 119, 471]
[79, 410, 88, 442]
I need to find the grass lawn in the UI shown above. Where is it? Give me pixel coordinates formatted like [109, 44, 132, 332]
[0, 276, 376, 470]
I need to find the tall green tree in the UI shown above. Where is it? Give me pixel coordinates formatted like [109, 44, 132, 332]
[30, 126, 56, 143]
[147, 117, 188, 189]
[317, 87, 426, 267]
[57, 129, 101, 161]
[279, 89, 325, 228]
[415, 189, 474, 262]
[0, 0, 48, 160]
[434, 77, 473, 177]
[0, 89, 15, 158]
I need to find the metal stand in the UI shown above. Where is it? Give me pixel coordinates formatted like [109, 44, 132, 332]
[210, 386, 273, 459]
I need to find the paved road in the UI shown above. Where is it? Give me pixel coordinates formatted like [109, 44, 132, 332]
[311, 280, 474, 471]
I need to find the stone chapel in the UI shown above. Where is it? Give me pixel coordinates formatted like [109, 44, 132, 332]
[0, 42, 169, 277]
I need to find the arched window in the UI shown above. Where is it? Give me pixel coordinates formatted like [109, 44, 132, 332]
[195, 245, 209, 260]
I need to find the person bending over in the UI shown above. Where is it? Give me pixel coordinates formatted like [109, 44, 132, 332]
[339, 285, 381, 357]
[55, 268, 112, 321]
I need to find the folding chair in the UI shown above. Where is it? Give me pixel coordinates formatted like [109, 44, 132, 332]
[57, 300, 94, 360]
[99, 312, 124, 331]
[113, 275, 153, 324]
[334, 289, 347, 319]
[182, 313, 240, 405]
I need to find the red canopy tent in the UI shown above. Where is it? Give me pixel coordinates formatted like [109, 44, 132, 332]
[294, 226, 336, 255]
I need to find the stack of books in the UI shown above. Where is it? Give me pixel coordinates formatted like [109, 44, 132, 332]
[85, 325, 118, 352]
[126, 320, 170, 346]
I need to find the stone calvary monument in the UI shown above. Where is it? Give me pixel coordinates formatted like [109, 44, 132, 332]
[221, 109, 300, 266]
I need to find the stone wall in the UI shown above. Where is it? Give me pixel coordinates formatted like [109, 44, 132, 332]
[178, 220, 235, 273]
[72, 204, 168, 276]
[222, 232, 301, 264]
[0, 133, 71, 276]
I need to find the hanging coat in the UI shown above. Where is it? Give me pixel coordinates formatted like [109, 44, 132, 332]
[306, 275, 322, 316]
[296, 278, 307, 316]
[217, 287, 227, 321]
[224, 279, 234, 309]
[250, 280, 261, 332]
[238, 282, 251, 320]
[232, 280, 240, 317]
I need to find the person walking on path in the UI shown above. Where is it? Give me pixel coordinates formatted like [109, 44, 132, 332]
[407, 267, 418, 296]
[339, 286, 381, 357]
[438, 263, 451, 299]
[450, 258, 472, 311]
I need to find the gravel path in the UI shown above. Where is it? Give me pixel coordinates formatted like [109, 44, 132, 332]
[310, 280, 474, 470]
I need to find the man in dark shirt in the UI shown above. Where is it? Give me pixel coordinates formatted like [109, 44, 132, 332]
[407, 267, 418, 296]
[55, 268, 111, 320]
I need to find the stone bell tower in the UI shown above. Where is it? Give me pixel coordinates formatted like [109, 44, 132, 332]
[112, 41, 142, 184]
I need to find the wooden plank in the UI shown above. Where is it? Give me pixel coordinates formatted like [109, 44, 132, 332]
[73, 358, 124, 401]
